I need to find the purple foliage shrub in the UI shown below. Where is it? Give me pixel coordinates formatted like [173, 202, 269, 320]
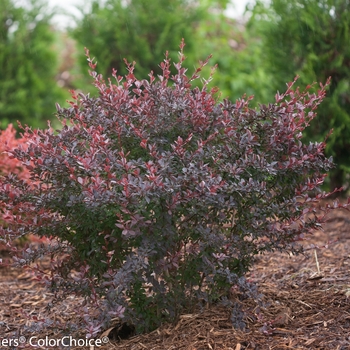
[0, 41, 346, 335]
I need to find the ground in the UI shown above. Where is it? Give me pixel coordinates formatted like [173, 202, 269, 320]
[1, 202, 350, 349]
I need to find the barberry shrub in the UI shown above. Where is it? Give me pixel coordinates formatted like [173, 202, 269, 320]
[0, 124, 30, 180]
[0, 42, 347, 336]
[0, 124, 48, 250]
[0, 124, 29, 249]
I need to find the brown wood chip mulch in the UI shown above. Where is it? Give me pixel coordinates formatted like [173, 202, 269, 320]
[1, 204, 350, 349]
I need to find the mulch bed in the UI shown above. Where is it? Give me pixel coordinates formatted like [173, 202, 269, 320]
[1, 204, 350, 349]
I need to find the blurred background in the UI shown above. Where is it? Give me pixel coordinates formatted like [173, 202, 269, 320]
[0, 0, 349, 192]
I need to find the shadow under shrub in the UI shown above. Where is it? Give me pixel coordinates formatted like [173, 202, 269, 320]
[0, 41, 347, 337]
